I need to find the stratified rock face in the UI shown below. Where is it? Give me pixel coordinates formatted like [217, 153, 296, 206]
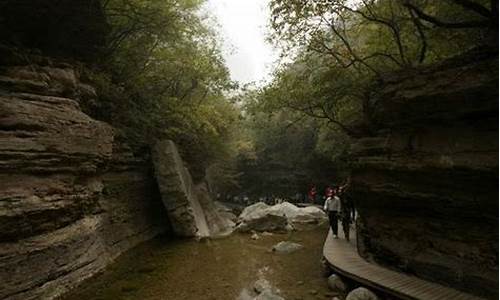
[0, 60, 169, 300]
[351, 49, 498, 298]
[152, 140, 234, 237]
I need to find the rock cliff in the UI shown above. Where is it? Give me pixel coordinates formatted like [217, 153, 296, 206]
[0, 57, 170, 300]
[152, 140, 234, 237]
[350, 49, 498, 299]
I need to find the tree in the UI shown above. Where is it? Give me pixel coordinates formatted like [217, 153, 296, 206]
[81, 0, 239, 179]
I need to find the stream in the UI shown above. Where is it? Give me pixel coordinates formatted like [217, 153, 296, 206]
[60, 225, 333, 300]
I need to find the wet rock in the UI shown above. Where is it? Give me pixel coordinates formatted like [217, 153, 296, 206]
[309, 289, 318, 295]
[254, 289, 285, 300]
[214, 201, 238, 222]
[254, 278, 272, 293]
[272, 241, 303, 254]
[345, 287, 379, 300]
[237, 288, 255, 300]
[327, 274, 347, 292]
[195, 183, 235, 237]
[320, 257, 333, 277]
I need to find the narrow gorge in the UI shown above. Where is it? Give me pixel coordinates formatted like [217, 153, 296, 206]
[0, 1, 498, 300]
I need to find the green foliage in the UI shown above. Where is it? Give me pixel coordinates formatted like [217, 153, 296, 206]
[261, 0, 496, 135]
[80, 0, 239, 179]
[224, 0, 497, 196]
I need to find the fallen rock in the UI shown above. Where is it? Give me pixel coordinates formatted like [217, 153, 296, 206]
[236, 203, 288, 232]
[267, 202, 327, 229]
[214, 201, 238, 222]
[272, 241, 303, 254]
[152, 140, 234, 237]
[346, 287, 379, 300]
[253, 279, 272, 294]
[251, 233, 260, 240]
[327, 274, 347, 292]
[254, 289, 284, 300]
[240, 202, 270, 219]
[237, 202, 326, 233]
[320, 257, 333, 277]
[309, 289, 318, 295]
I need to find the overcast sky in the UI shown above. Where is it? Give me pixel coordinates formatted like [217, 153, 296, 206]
[205, 0, 278, 85]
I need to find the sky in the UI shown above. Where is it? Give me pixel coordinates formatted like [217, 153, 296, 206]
[204, 0, 278, 85]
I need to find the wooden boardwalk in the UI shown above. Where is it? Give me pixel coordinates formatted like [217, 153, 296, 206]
[323, 227, 486, 300]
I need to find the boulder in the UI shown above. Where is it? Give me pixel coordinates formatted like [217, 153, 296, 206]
[267, 202, 327, 226]
[236, 203, 288, 232]
[346, 287, 379, 300]
[254, 289, 284, 300]
[240, 202, 270, 219]
[253, 279, 272, 294]
[272, 241, 303, 254]
[214, 201, 238, 222]
[327, 274, 347, 292]
[236, 202, 326, 232]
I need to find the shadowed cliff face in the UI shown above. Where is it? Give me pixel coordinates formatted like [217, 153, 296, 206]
[0, 0, 108, 61]
[0, 54, 170, 300]
[351, 49, 498, 299]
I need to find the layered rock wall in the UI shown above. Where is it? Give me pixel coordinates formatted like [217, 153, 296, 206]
[0, 59, 169, 300]
[350, 49, 498, 299]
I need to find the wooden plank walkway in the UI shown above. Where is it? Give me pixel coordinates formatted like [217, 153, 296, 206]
[323, 227, 486, 300]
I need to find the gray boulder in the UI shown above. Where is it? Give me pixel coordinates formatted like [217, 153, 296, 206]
[237, 202, 326, 233]
[254, 289, 284, 300]
[327, 274, 347, 292]
[346, 287, 379, 300]
[267, 202, 327, 230]
[237, 203, 288, 232]
[272, 241, 303, 254]
[253, 279, 272, 294]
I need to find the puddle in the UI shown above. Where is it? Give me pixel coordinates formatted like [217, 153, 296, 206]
[59, 225, 331, 300]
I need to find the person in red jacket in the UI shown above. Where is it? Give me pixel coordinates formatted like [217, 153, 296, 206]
[308, 185, 317, 203]
[325, 185, 334, 198]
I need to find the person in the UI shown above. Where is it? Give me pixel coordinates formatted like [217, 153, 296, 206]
[325, 185, 334, 198]
[323, 189, 341, 239]
[308, 185, 317, 204]
[339, 187, 352, 241]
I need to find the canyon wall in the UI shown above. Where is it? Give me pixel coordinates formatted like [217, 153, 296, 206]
[350, 49, 498, 299]
[0, 56, 170, 300]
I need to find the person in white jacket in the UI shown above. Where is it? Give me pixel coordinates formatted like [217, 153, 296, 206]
[323, 191, 341, 239]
